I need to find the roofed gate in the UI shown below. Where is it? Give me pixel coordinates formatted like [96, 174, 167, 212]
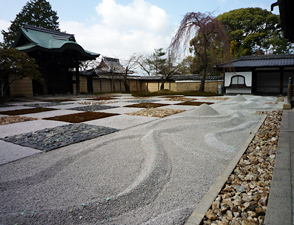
[12, 24, 99, 95]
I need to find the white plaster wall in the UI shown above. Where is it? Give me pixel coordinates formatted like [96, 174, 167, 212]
[226, 88, 252, 94]
[224, 72, 252, 87]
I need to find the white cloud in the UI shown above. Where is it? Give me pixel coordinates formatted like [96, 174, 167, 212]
[0, 20, 11, 42]
[60, 0, 172, 60]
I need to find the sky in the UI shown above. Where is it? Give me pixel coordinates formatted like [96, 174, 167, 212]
[0, 0, 279, 61]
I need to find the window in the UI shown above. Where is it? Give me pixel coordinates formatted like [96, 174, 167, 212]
[230, 75, 246, 88]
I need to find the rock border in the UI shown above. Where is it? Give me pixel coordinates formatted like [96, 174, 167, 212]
[185, 110, 282, 225]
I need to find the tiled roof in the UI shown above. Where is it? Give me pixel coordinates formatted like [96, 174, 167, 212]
[13, 24, 99, 60]
[95, 56, 126, 74]
[216, 54, 294, 69]
[127, 75, 223, 81]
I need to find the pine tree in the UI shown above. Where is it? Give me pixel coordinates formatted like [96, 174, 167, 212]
[1, 0, 59, 46]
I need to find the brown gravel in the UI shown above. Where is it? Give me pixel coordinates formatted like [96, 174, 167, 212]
[164, 97, 198, 101]
[125, 108, 185, 118]
[0, 116, 38, 125]
[201, 97, 230, 101]
[201, 110, 282, 225]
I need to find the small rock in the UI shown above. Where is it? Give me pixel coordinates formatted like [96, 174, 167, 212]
[206, 209, 218, 220]
[226, 210, 233, 221]
[255, 206, 266, 216]
[233, 196, 242, 206]
[234, 185, 246, 193]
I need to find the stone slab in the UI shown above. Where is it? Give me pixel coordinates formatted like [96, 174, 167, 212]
[0, 140, 41, 165]
[84, 114, 159, 130]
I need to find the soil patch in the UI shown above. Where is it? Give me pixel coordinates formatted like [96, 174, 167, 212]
[44, 111, 119, 123]
[42, 99, 76, 102]
[125, 103, 169, 108]
[175, 101, 214, 106]
[88, 96, 118, 101]
[0, 107, 57, 115]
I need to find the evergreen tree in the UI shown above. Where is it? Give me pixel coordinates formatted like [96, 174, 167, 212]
[1, 0, 59, 46]
[146, 48, 167, 76]
[0, 42, 43, 103]
[217, 8, 294, 58]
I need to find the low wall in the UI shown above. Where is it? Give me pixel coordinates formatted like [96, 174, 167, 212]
[176, 80, 223, 93]
[70, 78, 224, 94]
[9, 76, 223, 97]
[9, 77, 33, 97]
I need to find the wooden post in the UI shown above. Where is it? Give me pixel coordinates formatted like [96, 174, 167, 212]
[75, 65, 80, 95]
[287, 77, 293, 103]
[280, 67, 284, 94]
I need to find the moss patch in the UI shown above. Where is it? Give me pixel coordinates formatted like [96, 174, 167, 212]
[0, 107, 57, 115]
[125, 103, 169, 108]
[160, 95, 184, 98]
[131, 90, 222, 97]
[44, 111, 119, 123]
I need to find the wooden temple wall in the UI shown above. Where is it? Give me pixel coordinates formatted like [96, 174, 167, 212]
[8, 76, 222, 97]
[81, 78, 222, 94]
[79, 76, 88, 94]
[9, 77, 34, 97]
[176, 80, 222, 93]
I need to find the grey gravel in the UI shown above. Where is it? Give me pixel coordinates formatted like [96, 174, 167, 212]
[68, 105, 119, 111]
[0, 104, 14, 108]
[1, 123, 119, 151]
[24, 102, 74, 107]
[126, 100, 158, 103]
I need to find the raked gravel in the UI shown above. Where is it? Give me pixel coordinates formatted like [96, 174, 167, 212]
[0, 95, 281, 225]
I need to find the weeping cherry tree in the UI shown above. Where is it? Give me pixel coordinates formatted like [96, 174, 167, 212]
[169, 12, 230, 92]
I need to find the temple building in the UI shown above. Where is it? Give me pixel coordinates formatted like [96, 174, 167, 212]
[11, 24, 99, 96]
[216, 54, 294, 95]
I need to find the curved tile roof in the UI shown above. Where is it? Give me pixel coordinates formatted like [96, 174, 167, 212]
[216, 54, 294, 69]
[12, 24, 99, 60]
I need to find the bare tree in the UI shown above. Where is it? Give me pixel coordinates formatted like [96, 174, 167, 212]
[136, 54, 153, 76]
[159, 50, 179, 90]
[169, 12, 230, 92]
[120, 54, 138, 92]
